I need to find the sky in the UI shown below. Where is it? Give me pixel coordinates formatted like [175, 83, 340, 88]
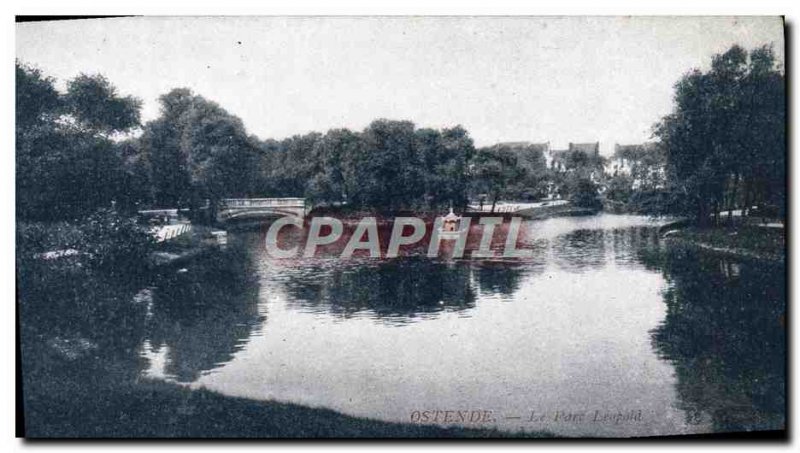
[16, 16, 784, 153]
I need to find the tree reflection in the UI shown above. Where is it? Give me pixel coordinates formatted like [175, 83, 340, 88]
[474, 261, 528, 298]
[552, 226, 663, 271]
[647, 246, 785, 432]
[144, 243, 264, 383]
[276, 254, 539, 322]
[552, 229, 607, 271]
[609, 227, 662, 267]
[282, 258, 479, 320]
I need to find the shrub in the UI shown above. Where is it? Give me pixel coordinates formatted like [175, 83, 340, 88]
[17, 209, 154, 351]
[75, 208, 154, 275]
[569, 178, 602, 210]
[17, 208, 154, 279]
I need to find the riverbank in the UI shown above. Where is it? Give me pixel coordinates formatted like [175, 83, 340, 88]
[309, 203, 599, 222]
[23, 375, 548, 438]
[515, 204, 599, 220]
[663, 224, 785, 262]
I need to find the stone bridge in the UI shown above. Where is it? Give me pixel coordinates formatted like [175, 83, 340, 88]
[217, 198, 308, 222]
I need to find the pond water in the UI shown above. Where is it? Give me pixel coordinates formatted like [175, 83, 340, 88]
[139, 214, 785, 437]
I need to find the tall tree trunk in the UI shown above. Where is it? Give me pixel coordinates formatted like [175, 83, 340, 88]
[697, 198, 710, 228]
[743, 178, 752, 217]
[728, 173, 739, 226]
[713, 199, 720, 227]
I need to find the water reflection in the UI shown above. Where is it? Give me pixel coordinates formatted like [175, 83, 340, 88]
[135, 214, 785, 436]
[274, 257, 540, 321]
[280, 258, 479, 320]
[644, 246, 786, 433]
[552, 229, 608, 270]
[610, 227, 663, 267]
[142, 242, 264, 382]
[549, 226, 664, 272]
[473, 261, 530, 298]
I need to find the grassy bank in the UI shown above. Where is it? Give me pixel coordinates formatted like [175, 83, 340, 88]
[665, 225, 785, 262]
[23, 375, 548, 438]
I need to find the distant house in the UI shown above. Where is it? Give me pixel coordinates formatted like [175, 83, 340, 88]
[546, 142, 600, 171]
[544, 141, 605, 198]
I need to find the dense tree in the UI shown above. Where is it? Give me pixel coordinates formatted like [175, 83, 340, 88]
[605, 172, 634, 204]
[356, 119, 421, 210]
[24, 62, 698, 220]
[568, 178, 602, 209]
[63, 74, 141, 136]
[15, 62, 61, 130]
[610, 143, 666, 192]
[16, 62, 142, 220]
[605, 143, 668, 213]
[268, 132, 324, 198]
[470, 147, 525, 212]
[265, 120, 475, 212]
[412, 126, 475, 209]
[115, 139, 155, 208]
[499, 143, 549, 200]
[138, 89, 262, 210]
[138, 95, 193, 208]
[307, 129, 361, 204]
[654, 45, 785, 225]
[547, 146, 607, 202]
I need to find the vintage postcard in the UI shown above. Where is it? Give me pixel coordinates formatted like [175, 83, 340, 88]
[15, 16, 786, 439]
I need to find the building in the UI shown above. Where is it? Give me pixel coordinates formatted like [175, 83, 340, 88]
[542, 141, 605, 198]
[546, 142, 600, 171]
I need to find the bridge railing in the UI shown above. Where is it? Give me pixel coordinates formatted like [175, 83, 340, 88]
[221, 198, 306, 208]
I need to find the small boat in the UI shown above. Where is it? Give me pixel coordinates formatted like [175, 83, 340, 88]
[439, 208, 466, 238]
